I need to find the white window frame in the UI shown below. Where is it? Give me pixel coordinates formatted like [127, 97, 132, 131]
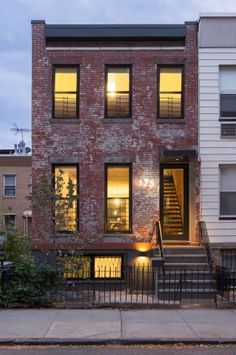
[3, 174, 16, 197]
[219, 165, 236, 219]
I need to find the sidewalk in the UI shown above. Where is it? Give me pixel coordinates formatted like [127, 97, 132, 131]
[0, 308, 236, 345]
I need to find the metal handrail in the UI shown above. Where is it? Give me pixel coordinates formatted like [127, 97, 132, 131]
[155, 221, 165, 263]
[199, 221, 214, 272]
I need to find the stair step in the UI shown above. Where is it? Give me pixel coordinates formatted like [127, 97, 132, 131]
[164, 263, 209, 270]
[165, 255, 207, 264]
[164, 247, 205, 255]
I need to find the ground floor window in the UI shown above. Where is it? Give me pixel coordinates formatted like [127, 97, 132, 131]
[3, 214, 16, 228]
[61, 254, 123, 280]
[105, 164, 132, 233]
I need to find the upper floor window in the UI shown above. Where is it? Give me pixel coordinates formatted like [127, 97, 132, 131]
[53, 165, 78, 232]
[53, 67, 79, 118]
[3, 175, 16, 197]
[220, 166, 236, 218]
[105, 164, 132, 233]
[105, 66, 131, 118]
[158, 66, 183, 119]
[220, 67, 236, 119]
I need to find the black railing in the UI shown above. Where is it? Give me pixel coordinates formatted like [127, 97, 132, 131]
[216, 265, 236, 302]
[199, 221, 214, 271]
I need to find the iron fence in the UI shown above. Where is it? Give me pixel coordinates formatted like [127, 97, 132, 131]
[2, 264, 236, 307]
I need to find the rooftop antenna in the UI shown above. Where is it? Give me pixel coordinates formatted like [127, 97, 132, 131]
[11, 123, 31, 141]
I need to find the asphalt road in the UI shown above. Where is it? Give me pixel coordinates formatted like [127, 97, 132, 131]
[0, 346, 236, 355]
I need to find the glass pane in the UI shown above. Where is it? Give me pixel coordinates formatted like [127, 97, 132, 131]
[160, 68, 182, 92]
[4, 175, 15, 186]
[163, 168, 184, 238]
[55, 166, 77, 198]
[107, 93, 129, 117]
[107, 166, 129, 198]
[63, 256, 90, 279]
[107, 68, 129, 92]
[159, 93, 182, 118]
[220, 67, 236, 93]
[107, 198, 129, 231]
[220, 94, 236, 117]
[4, 215, 15, 227]
[55, 68, 77, 92]
[220, 192, 236, 215]
[220, 167, 236, 190]
[55, 93, 77, 118]
[94, 256, 122, 278]
[54, 166, 77, 232]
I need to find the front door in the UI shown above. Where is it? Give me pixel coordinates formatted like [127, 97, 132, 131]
[160, 164, 188, 241]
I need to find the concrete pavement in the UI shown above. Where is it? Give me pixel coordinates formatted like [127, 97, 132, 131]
[0, 309, 236, 344]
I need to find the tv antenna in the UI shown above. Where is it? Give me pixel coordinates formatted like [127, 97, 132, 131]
[11, 123, 31, 141]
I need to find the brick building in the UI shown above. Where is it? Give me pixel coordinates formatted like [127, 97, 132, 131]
[0, 142, 32, 235]
[31, 20, 199, 272]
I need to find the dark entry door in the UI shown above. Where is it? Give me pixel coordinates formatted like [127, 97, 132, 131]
[160, 164, 188, 241]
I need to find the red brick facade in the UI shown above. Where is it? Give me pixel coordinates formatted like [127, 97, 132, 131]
[32, 21, 199, 256]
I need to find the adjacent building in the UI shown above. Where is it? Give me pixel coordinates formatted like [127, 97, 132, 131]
[199, 14, 236, 265]
[0, 141, 32, 235]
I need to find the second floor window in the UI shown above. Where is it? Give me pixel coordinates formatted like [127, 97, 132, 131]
[54, 165, 78, 232]
[4, 175, 16, 197]
[220, 67, 236, 118]
[53, 67, 79, 118]
[105, 66, 131, 118]
[158, 66, 183, 119]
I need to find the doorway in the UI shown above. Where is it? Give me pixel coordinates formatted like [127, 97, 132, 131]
[160, 164, 188, 241]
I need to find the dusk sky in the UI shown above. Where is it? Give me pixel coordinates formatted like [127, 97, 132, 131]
[0, 0, 236, 149]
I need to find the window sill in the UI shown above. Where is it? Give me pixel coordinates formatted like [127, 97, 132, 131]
[157, 118, 185, 123]
[50, 118, 80, 124]
[103, 233, 133, 237]
[3, 195, 16, 198]
[52, 232, 80, 238]
[103, 118, 133, 123]
[219, 217, 236, 220]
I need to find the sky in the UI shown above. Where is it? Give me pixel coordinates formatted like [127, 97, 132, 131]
[0, 0, 236, 149]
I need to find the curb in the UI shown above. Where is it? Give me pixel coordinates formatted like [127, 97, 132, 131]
[1, 338, 236, 346]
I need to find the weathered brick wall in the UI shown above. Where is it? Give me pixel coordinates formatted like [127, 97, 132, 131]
[32, 21, 198, 250]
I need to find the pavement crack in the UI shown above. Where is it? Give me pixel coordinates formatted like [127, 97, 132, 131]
[177, 311, 199, 339]
[43, 310, 61, 338]
[120, 310, 123, 339]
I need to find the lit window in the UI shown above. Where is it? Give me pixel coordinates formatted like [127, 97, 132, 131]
[54, 166, 78, 232]
[54, 67, 78, 118]
[158, 67, 183, 119]
[106, 165, 131, 232]
[105, 66, 131, 118]
[63, 256, 90, 279]
[94, 256, 122, 278]
[4, 175, 16, 197]
[3, 214, 16, 228]
[220, 67, 236, 118]
[220, 166, 236, 218]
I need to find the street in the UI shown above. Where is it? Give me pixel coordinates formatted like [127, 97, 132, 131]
[0, 346, 236, 355]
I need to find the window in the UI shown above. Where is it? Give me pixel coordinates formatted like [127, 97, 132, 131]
[53, 67, 79, 118]
[94, 256, 122, 279]
[220, 166, 236, 218]
[158, 66, 183, 119]
[105, 66, 131, 118]
[54, 165, 78, 232]
[3, 214, 16, 228]
[106, 164, 131, 232]
[61, 254, 122, 279]
[220, 67, 236, 118]
[3, 175, 16, 197]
